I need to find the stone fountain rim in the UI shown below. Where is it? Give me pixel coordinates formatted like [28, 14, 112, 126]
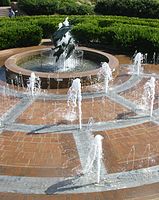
[5, 46, 119, 79]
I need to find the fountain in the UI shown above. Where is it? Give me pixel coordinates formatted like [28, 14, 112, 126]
[1, 14, 159, 199]
[133, 52, 143, 75]
[87, 117, 94, 133]
[50, 17, 80, 72]
[153, 52, 156, 64]
[143, 53, 148, 64]
[141, 77, 155, 116]
[5, 18, 119, 89]
[66, 78, 82, 129]
[143, 144, 151, 168]
[27, 72, 41, 96]
[84, 134, 104, 184]
[126, 145, 136, 170]
[98, 62, 113, 93]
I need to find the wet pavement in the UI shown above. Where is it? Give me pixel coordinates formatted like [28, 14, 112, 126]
[0, 46, 159, 199]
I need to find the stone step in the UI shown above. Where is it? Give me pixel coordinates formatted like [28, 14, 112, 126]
[0, 7, 9, 17]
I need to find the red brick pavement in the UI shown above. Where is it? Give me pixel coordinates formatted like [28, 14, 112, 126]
[0, 131, 81, 177]
[98, 122, 159, 173]
[0, 94, 20, 117]
[17, 97, 132, 125]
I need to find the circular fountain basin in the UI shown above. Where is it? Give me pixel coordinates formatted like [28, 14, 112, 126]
[5, 47, 119, 89]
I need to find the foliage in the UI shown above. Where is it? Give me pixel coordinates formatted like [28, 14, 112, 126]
[17, 0, 94, 15]
[72, 20, 99, 43]
[94, 0, 159, 18]
[98, 25, 159, 52]
[0, 15, 159, 53]
[0, 0, 10, 6]
[0, 23, 42, 49]
[18, 0, 60, 15]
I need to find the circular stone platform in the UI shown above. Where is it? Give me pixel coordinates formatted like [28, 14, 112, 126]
[5, 47, 119, 89]
[1, 46, 159, 200]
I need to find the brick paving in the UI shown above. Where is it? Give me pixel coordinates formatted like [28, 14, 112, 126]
[120, 78, 159, 110]
[112, 65, 131, 86]
[0, 190, 124, 200]
[120, 78, 148, 102]
[144, 64, 159, 75]
[16, 97, 131, 125]
[0, 94, 20, 118]
[1, 46, 159, 199]
[99, 122, 159, 173]
[0, 131, 81, 177]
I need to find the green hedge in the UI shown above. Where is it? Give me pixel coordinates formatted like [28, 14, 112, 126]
[72, 21, 99, 43]
[98, 25, 159, 52]
[18, 0, 94, 15]
[0, 15, 159, 53]
[0, 0, 10, 6]
[18, 0, 59, 15]
[0, 23, 42, 50]
[95, 0, 159, 19]
[57, 1, 94, 15]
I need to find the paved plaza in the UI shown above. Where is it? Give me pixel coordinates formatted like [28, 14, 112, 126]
[0, 46, 159, 199]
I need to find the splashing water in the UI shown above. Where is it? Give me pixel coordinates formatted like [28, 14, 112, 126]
[133, 52, 143, 75]
[87, 117, 95, 133]
[84, 134, 104, 184]
[126, 145, 136, 170]
[27, 72, 41, 96]
[98, 62, 113, 93]
[51, 17, 83, 72]
[140, 77, 155, 116]
[66, 78, 82, 129]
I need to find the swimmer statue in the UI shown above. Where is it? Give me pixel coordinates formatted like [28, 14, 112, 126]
[52, 17, 75, 62]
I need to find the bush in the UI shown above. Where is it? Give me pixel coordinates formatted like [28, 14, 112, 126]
[72, 21, 99, 43]
[35, 19, 59, 38]
[97, 25, 159, 52]
[0, 0, 10, 6]
[17, 0, 94, 15]
[95, 0, 159, 18]
[58, 0, 78, 15]
[18, 0, 59, 15]
[58, 1, 94, 15]
[0, 15, 159, 54]
[0, 23, 42, 49]
[76, 4, 94, 15]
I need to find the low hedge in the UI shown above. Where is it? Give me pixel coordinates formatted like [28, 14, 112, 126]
[98, 25, 159, 52]
[94, 0, 159, 19]
[0, 15, 159, 54]
[0, 23, 43, 50]
[72, 21, 99, 43]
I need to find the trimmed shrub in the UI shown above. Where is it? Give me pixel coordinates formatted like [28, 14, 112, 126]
[72, 20, 99, 43]
[0, 24, 42, 49]
[58, 1, 94, 15]
[0, 15, 159, 53]
[18, 0, 60, 15]
[17, 0, 94, 15]
[98, 25, 159, 52]
[76, 4, 94, 15]
[35, 19, 59, 38]
[58, 0, 78, 15]
[98, 27, 116, 45]
[95, 0, 159, 18]
[0, 0, 10, 6]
